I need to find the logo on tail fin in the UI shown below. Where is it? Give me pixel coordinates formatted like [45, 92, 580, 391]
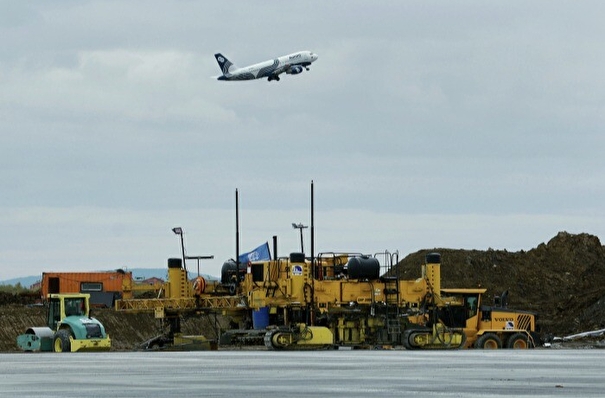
[214, 53, 234, 75]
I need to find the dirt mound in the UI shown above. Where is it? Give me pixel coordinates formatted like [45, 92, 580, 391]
[395, 231, 605, 337]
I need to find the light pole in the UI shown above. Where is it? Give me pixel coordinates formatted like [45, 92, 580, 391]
[292, 223, 308, 253]
[172, 227, 187, 272]
[186, 255, 215, 277]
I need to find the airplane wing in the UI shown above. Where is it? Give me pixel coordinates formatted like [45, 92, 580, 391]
[270, 63, 291, 76]
[268, 63, 306, 81]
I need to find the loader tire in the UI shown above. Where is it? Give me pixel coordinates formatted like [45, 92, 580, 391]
[506, 333, 530, 349]
[54, 329, 72, 352]
[475, 333, 502, 349]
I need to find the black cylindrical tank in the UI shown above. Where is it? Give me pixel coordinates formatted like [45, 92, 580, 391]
[347, 256, 380, 280]
[425, 253, 441, 264]
[168, 258, 182, 269]
[221, 259, 238, 284]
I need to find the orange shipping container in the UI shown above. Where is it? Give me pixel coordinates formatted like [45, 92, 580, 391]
[41, 271, 133, 300]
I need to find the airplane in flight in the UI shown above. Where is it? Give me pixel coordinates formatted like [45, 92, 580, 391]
[214, 50, 318, 82]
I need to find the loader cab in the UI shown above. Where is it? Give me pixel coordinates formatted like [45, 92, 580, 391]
[439, 288, 486, 329]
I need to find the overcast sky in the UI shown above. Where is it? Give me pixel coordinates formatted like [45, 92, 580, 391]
[1, 1, 604, 280]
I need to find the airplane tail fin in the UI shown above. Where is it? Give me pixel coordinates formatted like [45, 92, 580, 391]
[214, 53, 236, 75]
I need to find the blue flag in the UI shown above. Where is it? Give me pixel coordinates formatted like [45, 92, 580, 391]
[239, 242, 271, 264]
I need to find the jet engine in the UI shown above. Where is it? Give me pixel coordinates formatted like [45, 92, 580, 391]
[286, 65, 304, 75]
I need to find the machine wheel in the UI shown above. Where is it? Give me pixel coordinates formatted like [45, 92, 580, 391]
[402, 330, 420, 350]
[475, 333, 502, 349]
[264, 330, 279, 350]
[506, 333, 530, 349]
[53, 329, 72, 352]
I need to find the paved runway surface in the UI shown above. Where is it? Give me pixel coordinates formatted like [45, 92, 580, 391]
[1, 349, 604, 397]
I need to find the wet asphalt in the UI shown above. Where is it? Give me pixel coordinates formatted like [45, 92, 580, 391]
[1, 349, 604, 397]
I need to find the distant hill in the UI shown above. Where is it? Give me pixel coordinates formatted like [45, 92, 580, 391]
[0, 275, 41, 289]
[0, 268, 218, 289]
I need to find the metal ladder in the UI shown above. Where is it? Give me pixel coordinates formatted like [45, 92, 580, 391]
[376, 250, 401, 341]
[383, 276, 401, 336]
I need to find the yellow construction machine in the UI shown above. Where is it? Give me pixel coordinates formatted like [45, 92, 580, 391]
[234, 251, 538, 349]
[115, 183, 538, 350]
[116, 250, 538, 350]
[115, 258, 235, 350]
